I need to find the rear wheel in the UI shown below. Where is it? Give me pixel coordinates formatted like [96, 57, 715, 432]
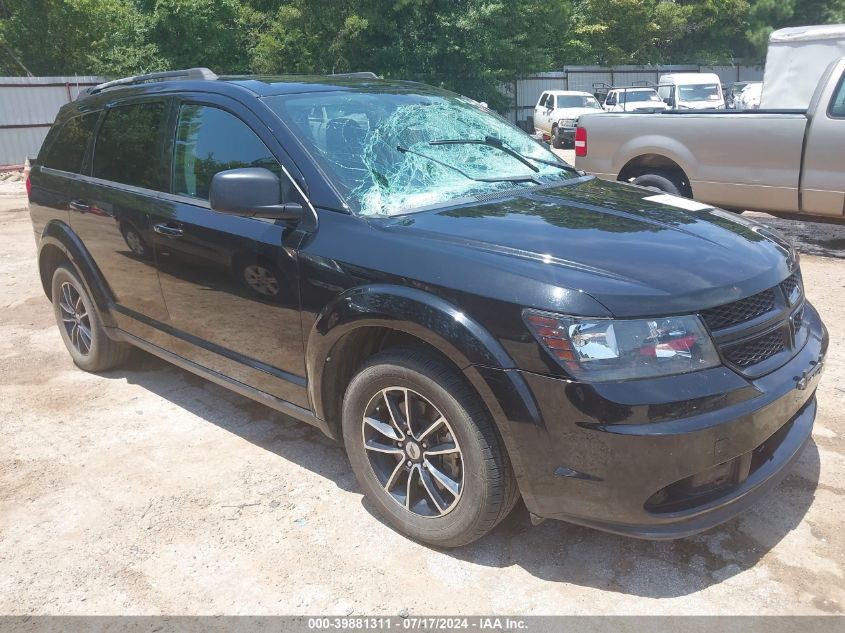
[342, 348, 519, 547]
[51, 265, 131, 371]
[632, 171, 686, 197]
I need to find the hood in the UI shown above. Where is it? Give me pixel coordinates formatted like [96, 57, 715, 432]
[377, 178, 795, 317]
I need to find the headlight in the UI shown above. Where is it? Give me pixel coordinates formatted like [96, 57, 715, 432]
[523, 310, 720, 381]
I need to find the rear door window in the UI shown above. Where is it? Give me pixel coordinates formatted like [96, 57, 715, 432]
[92, 101, 170, 191]
[172, 104, 281, 200]
[538, 93, 548, 107]
[830, 73, 845, 118]
[43, 112, 100, 173]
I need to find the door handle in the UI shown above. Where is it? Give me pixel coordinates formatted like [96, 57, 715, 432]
[153, 222, 184, 238]
[69, 200, 90, 212]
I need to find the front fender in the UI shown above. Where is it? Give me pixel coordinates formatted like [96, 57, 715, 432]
[38, 220, 117, 327]
[306, 282, 543, 425]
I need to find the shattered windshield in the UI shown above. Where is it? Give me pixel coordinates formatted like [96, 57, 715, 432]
[265, 89, 574, 217]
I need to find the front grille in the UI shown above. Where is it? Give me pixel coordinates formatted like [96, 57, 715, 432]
[781, 271, 802, 305]
[722, 328, 786, 368]
[792, 304, 805, 332]
[700, 269, 805, 374]
[700, 288, 776, 330]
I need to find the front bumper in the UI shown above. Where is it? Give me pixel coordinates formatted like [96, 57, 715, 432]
[479, 302, 827, 539]
[555, 127, 577, 144]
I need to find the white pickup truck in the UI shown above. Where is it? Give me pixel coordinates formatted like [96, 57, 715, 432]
[532, 90, 604, 148]
[575, 32, 845, 220]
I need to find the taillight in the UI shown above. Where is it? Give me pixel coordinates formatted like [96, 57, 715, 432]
[575, 127, 587, 157]
[24, 157, 32, 199]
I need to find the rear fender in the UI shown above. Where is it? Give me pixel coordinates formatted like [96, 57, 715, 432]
[38, 219, 117, 327]
[615, 135, 696, 180]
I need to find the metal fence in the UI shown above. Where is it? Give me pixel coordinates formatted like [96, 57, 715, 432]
[504, 64, 764, 124]
[0, 65, 766, 165]
[0, 76, 104, 167]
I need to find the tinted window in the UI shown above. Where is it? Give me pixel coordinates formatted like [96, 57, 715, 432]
[43, 113, 99, 173]
[830, 73, 845, 118]
[93, 101, 169, 190]
[538, 93, 547, 107]
[173, 105, 280, 200]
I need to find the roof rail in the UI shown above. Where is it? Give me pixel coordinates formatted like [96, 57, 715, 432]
[330, 71, 379, 79]
[77, 67, 218, 100]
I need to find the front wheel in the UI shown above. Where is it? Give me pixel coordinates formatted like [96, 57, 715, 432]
[342, 348, 519, 547]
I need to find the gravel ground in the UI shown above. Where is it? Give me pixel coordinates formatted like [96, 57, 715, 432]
[1, 194, 844, 616]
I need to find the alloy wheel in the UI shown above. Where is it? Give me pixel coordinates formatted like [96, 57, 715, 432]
[58, 282, 92, 355]
[361, 387, 463, 517]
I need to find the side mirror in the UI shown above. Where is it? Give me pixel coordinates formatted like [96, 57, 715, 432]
[664, 97, 675, 107]
[210, 167, 304, 220]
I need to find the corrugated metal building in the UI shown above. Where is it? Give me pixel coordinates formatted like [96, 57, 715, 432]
[0, 76, 103, 167]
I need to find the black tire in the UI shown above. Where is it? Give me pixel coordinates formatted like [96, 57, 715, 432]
[551, 126, 564, 149]
[342, 348, 519, 547]
[51, 265, 131, 371]
[632, 171, 686, 196]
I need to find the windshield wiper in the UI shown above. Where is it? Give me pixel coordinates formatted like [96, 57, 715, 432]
[395, 145, 540, 184]
[429, 135, 580, 174]
[429, 136, 539, 172]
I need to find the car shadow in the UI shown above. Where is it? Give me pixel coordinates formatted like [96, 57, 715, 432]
[103, 349, 822, 600]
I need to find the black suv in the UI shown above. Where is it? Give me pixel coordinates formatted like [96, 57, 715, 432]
[28, 68, 827, 546]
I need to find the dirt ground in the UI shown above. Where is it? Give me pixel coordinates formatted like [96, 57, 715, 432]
[1, 188, 844, 616]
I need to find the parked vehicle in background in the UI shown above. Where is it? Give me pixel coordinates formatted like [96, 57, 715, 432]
[28, 68, 826, 547]
[762, 24, 845, 109]
[736, 82, 762, 110]
[657, 73, 726, 109]
[575, 56, 845, 219]
[533, 90, 603, 148]
[726, 81, 752, 109]
[602, 87, 668, 113]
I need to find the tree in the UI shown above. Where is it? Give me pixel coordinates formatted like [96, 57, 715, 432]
[560, 0, 751, 66]
[746, 0, 845, 58]
[1, 0, 844, 107]
[147, 0, 251, 72]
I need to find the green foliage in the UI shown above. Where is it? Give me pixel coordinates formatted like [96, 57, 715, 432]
[1, 0, 844, 106]
[746, 0, 845, 57]
[561, 0, 751, 65]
